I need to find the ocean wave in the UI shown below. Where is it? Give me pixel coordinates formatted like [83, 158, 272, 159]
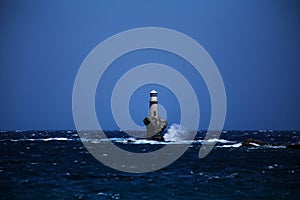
[4, 137, 74, 142]
[217, 143, 243, 148]
[0, 136, 296, 149]
[217, 143, 288, 149]
[204, 138, 235, 144]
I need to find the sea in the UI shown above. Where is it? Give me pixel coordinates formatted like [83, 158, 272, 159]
[1, 125, 300, 199]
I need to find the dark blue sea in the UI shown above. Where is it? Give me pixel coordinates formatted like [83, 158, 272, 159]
[1, 130, 300, 199]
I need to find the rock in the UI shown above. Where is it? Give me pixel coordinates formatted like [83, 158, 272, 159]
[242, 138, 267, 147]
[286, 143, 300, 149]
[143, 116, 167, 141]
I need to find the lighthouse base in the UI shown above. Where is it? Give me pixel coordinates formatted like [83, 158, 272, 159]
[143, 117, 168, 141]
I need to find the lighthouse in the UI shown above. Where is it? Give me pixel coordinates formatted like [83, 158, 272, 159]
[149, 90, 158, 117]
[143, 90, 168, 141]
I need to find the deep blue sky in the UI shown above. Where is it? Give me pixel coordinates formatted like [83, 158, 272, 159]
[1, 0, 300, 130]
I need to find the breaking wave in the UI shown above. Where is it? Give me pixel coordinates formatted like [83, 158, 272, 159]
[1, 130, 298, 149]
[163, 124, 196, 141]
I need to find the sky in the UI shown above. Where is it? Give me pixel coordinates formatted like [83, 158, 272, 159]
[0, 0, 300, 130]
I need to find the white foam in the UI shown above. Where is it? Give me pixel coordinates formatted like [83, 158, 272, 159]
[9, 138, 72, 142]
[97, 192, 108, 196]
[130, 139, 164, 145]
[248, 142, 260, 147]
[42, 137, 69, 141]
[218, 143, 242, 148]
[265, 145, 286, 149]
[163, 124, 196, 141]
[205, 138, 235, 143]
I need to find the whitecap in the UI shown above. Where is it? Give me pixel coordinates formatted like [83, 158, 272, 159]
[163, 124, 196, 141]
[248, 142, 260, 147]
[97, 192, 108, 196]
[43, 137, 69, 141]
[266, 145, 286, 149]
[127, 139, 166, 145]
[204, 138, 235, 144]
[218, 143, 242, 148]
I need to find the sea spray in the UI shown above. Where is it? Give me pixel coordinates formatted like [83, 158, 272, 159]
[163, 124, 196, 141]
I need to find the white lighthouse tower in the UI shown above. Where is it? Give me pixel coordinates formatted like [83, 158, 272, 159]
[149, 90, 158, 118]
[143, 90, 167, 141]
